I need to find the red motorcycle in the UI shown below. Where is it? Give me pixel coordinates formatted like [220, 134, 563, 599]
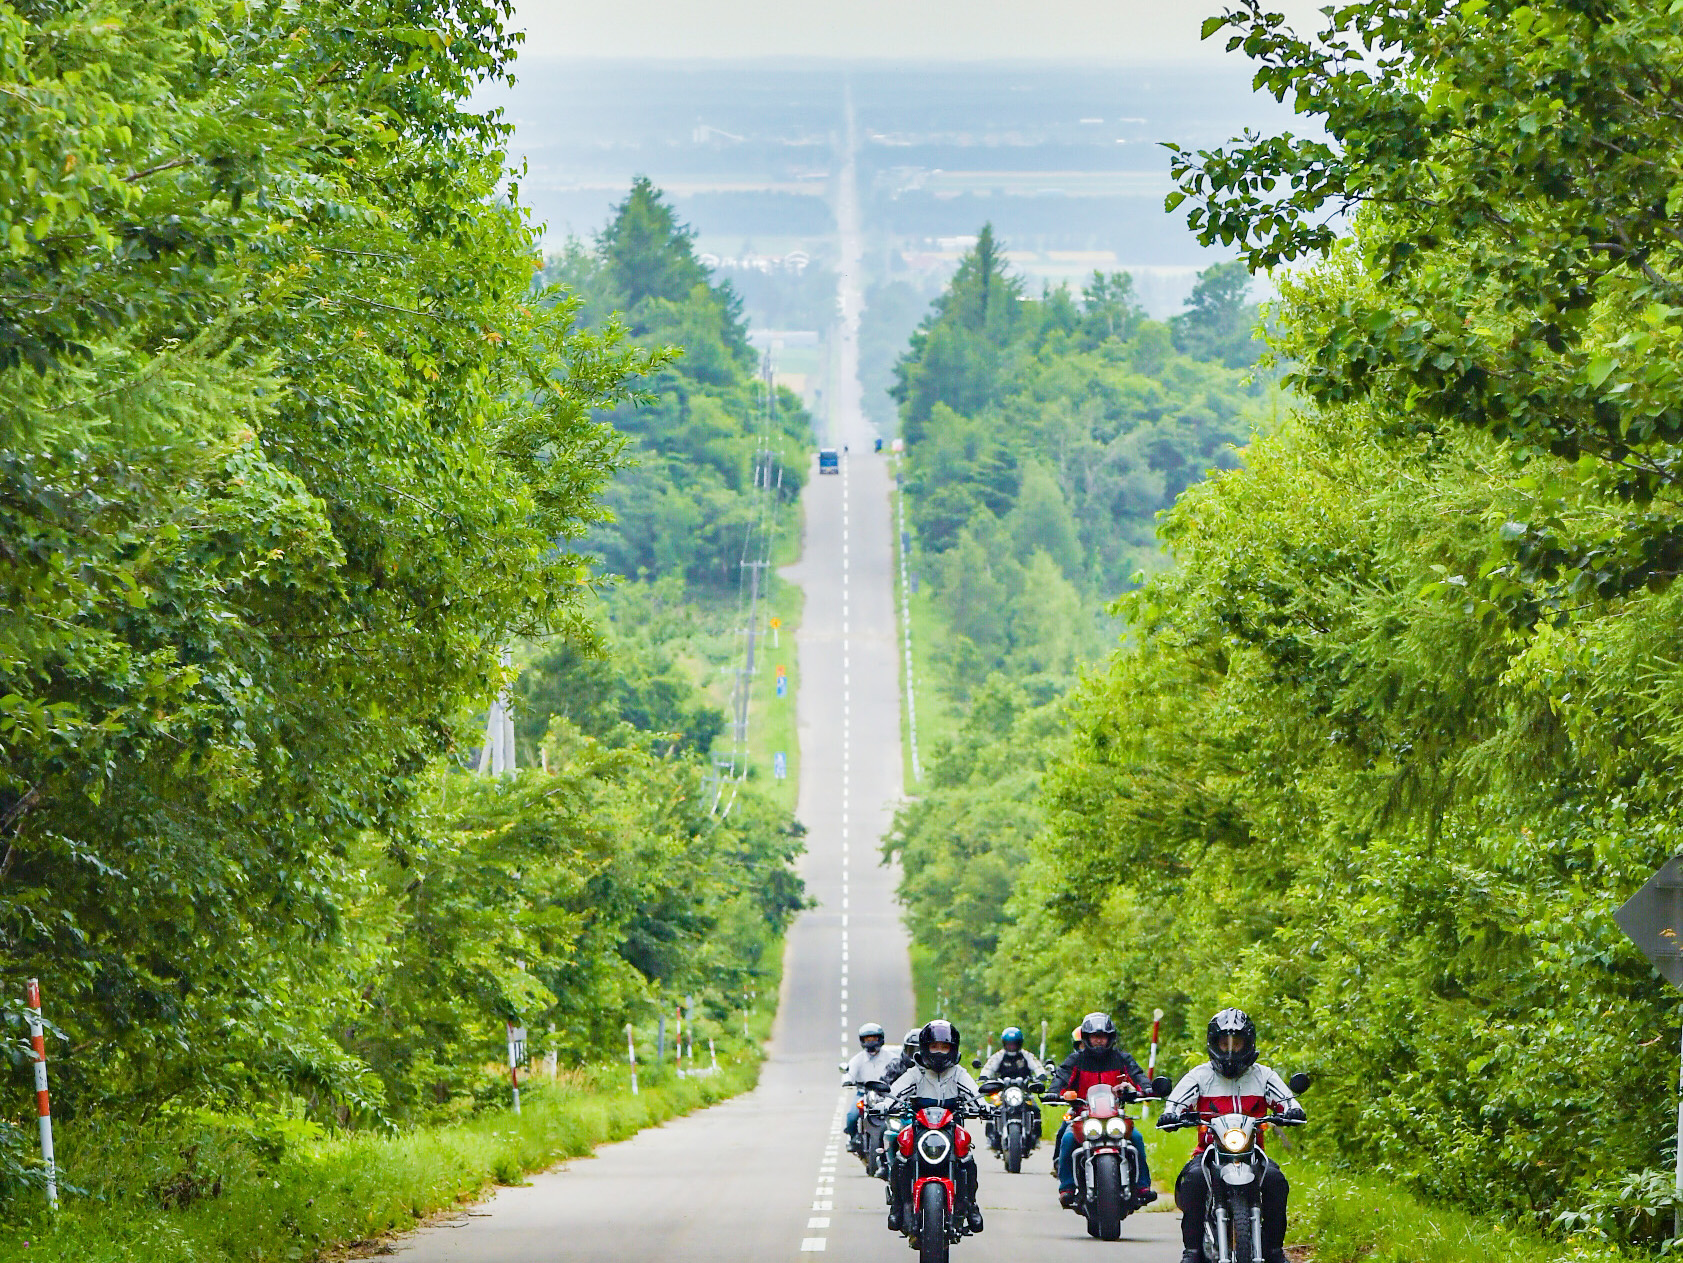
[883, 1102, 981, 1263]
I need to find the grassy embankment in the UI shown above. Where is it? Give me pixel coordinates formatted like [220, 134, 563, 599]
[1127, 1119, 1626, 1262]
[888, 458, 958, 796]
[0, 961, 782, 1263]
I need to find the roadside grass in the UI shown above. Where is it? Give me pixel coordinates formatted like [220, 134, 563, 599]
[888, 462, 957, 796]
[750, 576, 803, 817]
[1132, 1123, 1627, 1263]
[0, 1060, 763, 1263]
[1289, 1159, 1628, 1263]
[2, 953, 785, 1263]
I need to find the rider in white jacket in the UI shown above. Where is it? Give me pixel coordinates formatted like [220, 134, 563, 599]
[1159, 1009, 1304, 1263]
[885, 1020, 986, 1235]
[843, 1023, 897, 1151]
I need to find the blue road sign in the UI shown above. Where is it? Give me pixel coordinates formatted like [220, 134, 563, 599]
[773, 752, 787, 779]
[776, 675, 787, 698]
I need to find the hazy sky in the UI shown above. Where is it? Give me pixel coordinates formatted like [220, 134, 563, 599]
[510, 0, 1329, 63]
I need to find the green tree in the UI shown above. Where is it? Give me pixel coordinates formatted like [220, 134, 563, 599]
[1170, 261, 1262, 368]
[1169, 0, 1683, 601]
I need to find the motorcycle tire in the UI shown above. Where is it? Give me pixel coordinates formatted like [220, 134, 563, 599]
[1004, 1121, 1023, 1174]
[1232, 1207, 1258, 1263]
[1092, 1152, 1124, 1241]
[918, 1183, 950, 1263]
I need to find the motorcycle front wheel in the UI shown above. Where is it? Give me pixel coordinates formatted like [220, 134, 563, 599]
[919, 1183, 950, 1263]
[1231, 1205, 1257, 1263]
[1004, 1120, 1023, 1174]
[1092, 1152, 1124, 1240]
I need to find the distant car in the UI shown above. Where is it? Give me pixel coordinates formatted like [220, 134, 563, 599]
[819, 447, 839, 475]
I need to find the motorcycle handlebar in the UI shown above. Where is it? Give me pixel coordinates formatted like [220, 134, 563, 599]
[1158, 1111, 1305, 1131]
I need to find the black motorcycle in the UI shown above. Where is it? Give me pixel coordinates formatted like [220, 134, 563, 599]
[854, 1080, 892, 1177]
[1046, 1077, 1171, 1240]
[1161, 1073, 1311, 1263]
[976, 1075, 1043, 1173]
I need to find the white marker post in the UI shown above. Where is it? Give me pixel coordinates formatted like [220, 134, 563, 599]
[1039, 1019, 1047, 1064]
[626, 1023, 639, 1095]
[506, 1023, 526, 1115]
[25, 979, 57, 1207]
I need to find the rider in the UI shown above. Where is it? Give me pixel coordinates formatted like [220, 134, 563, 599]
[881, 1027, 921, 1083]
[1050, 1012, 1156, 1209]
[978, 1026, 1046, 1148]
[886, 1019, 986, 1235]
[842, 1022, 897, 1153]
[1158, 1008, 1304, 1263]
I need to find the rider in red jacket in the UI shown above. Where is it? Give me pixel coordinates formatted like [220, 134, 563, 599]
[1048, 1012, 1156, 1207]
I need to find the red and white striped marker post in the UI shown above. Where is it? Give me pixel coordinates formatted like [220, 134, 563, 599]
[25, 979, 57, 1207]
[1145, 1008, 1164, 1121]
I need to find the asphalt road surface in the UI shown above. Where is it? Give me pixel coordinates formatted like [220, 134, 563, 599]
[390, 98, 1182, 1263]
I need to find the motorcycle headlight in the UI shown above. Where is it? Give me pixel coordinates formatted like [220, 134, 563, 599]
[1003, 1087, 1024, 1106]
[917, 1130, 952, 1164]
[1081, 1117, 1104, 1140]
[1220, 1127, 1250, 1153]
[1104, 1116, 1128, 1138]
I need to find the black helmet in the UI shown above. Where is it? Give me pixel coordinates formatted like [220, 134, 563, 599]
[902, 1028, 922, 1053]
[916, 1019, 961, 1071]
[1207, 1008, 1258, 1078]
[1079, 1012, 1118, 1049]
[858, 1022, 885, 1052]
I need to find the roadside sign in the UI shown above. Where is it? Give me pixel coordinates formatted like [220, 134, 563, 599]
[776, 676, 787, 698]
[775, 664, 786, 676]
[1614, 856, 1683, 1236]
[770, 617, 782, 629]
[773, 752, 787, 779]
[1615, 857, 1683, 986]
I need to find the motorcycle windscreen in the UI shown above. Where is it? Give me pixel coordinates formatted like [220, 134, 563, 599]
[1085, 1083, 1118, 1118]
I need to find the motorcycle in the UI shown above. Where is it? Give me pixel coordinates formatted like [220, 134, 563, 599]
[1161, 1072, 1311, 1263]
[975, 1075, 1044, 1173]
[872, 1099, 986, 1263]
[854, 1081, 893, 1177]
[1046, 1076, 1171, 1241]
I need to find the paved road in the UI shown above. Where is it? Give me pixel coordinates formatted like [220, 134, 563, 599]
[390, 95, 1182, 1263]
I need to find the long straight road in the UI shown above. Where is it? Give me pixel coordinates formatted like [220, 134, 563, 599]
[390, 94, 1181, 1263]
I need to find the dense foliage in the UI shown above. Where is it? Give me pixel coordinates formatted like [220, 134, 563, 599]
[893, 225, 1274, 697]
[0, 1, 802, 1205]
[542, 179, 812, 591]
[896, 1, 1683, 1250]
[887, 233, 1272, 1030]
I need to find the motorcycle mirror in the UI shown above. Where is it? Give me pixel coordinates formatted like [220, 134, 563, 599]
[1150, 1075, 1173, 1098]
[1288, 1071, 1311, 1095]
[838, 1062, 848, 1073]
[971, 1058, 981, 1069]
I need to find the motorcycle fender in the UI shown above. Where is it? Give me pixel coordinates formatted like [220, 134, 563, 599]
[1218, 1162, 1256, 1186]
[912, 1176, 956, 1212]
